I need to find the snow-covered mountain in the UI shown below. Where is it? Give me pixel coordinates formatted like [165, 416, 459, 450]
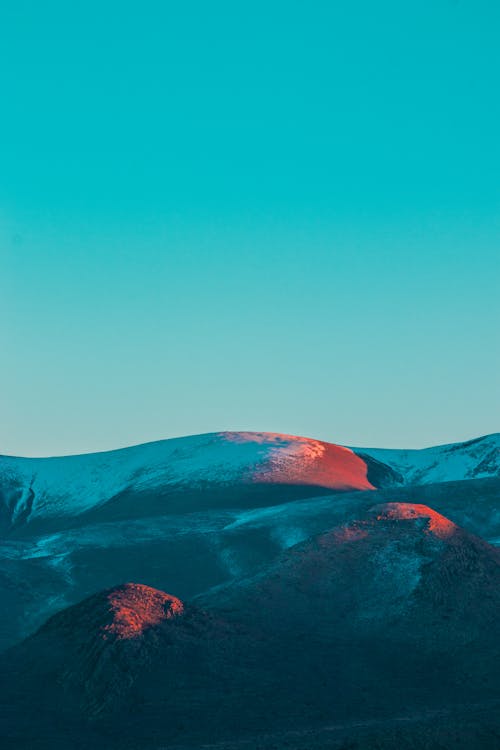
[0, 431, 374, 533]
[0, 431, 498, 653]
[1, 431, 498, 534]
[1, 431, 499, 749]
[356, 432, 500, 485]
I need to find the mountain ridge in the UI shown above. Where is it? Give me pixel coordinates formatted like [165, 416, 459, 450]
[1, 431, 498, 535]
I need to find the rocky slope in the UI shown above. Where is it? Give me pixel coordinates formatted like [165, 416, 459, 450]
[1, 503, 499, 749]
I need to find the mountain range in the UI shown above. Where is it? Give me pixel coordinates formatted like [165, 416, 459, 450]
[0, 431, 499, 748]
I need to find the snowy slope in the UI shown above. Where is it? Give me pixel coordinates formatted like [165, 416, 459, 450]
[355, 433, 500, 485]
[0, 431, 498, 532]
[0, 432, 373, 528]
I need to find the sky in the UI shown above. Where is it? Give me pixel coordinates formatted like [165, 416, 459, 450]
[1, 1, 499, 456]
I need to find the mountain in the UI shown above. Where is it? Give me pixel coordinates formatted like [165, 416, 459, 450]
[0, 431, 377, 536]
[1, 431, 498, 536]
[0, 431, 498, 653]
[200, 502, 500, 642]
[357, 432, 500, 485]
[1, 504, 499, 749]
[0, 582, 250, 748]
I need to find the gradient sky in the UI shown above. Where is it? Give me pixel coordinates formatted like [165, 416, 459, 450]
[1, 1, 499, 456]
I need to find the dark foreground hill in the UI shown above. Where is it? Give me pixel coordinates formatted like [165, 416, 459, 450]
[1, 503, 499, 749]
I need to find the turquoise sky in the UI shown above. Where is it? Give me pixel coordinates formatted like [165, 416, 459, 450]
[1, 1, 499, 456]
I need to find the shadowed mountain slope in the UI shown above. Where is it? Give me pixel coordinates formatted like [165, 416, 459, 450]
[200, 502, 500, 646]
[1, 503, 499, 749]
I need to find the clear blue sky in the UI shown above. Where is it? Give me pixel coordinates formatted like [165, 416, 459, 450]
[1, 1, 499, 456]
